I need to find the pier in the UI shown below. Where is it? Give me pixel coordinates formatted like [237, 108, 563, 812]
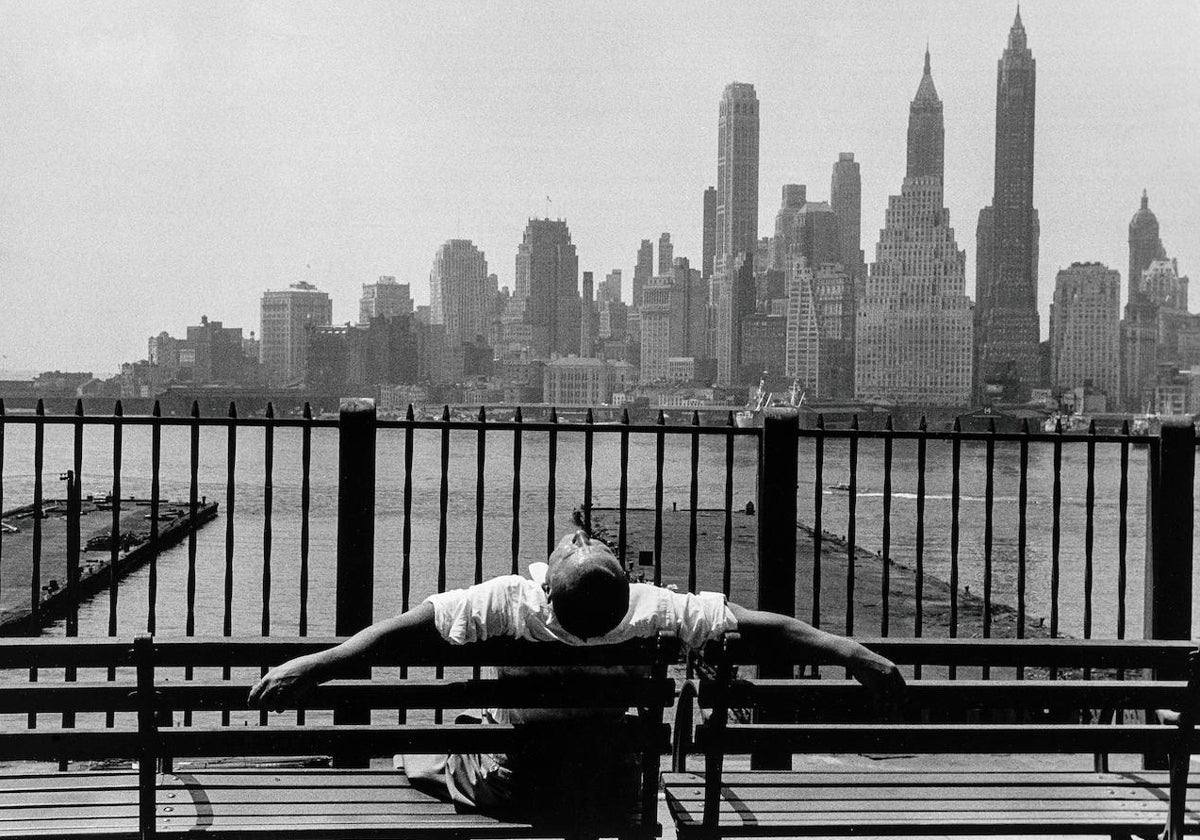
[0, 496, 218, 634]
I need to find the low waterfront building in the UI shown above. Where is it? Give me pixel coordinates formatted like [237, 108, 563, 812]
[542, 357, 633, 406]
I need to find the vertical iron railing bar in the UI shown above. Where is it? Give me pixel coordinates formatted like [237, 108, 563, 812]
[688, 412, 700, 596]
[846, 415, 859, 636]
[437, 405, 450, 595]
[104, 401, 123, 729]
[511, 407, 523, 576]
[1083, 420, 1097, 651]
[108, 401, 123, 643]
[399, 404, 414, 723]
[474, 407, 486, 681]
[147, 401, 162, 636]
[546, 407, 558, 560]
[64, 400, 83, 740]
[1050, 418, 1062, 681]
[618, 409, 629, 568]
[184, 401, 199, 727]
[299, 402, 312, 636]
[30, 400, 44, 729]
[475, 407, 486, 587]
[262, 403, 275, 639]
[1117, 420, 1130, 647]
[298, 403, 312, 727]
[653, 411, 665, 586]
[722, 412, 734, 597]
[1017, 419, 1030, 681]
[881, 415, 893, 637]
[914, 416, 926, 680]
[583, 409, 594, 535]
[260, 403, 275, 727]
[949, 417, 961, 681]
[402, 404, 414, 613]
[1051, 418, 1062, 641]
[982, 419, 995, 681]
[813, 415, 825, 631]
[222, 402, 237, 727]
[436, 405, 450, 721]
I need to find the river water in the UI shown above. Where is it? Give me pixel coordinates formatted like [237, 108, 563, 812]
[0, 422, 1179, 641]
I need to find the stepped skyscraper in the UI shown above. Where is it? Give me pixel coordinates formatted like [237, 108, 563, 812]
[974, 10, 1040, 402]
[856, 50, 973, 406]
[714, 82, 760, 385]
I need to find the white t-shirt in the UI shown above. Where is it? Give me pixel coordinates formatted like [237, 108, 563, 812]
[424, 572, 737, 650]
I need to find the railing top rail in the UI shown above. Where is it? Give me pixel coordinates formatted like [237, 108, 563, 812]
[0, 409, 1169, 444]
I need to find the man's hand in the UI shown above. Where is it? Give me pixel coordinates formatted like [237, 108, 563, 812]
[248, 654, 323, 712]
[846, 646, 906, 707]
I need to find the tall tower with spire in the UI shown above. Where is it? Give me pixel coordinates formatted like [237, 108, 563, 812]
[906, 48, 944, 179]
[974, 8, 1041, 403]
[856, 49, 973, 406]
[1128, 189, 1166, 303]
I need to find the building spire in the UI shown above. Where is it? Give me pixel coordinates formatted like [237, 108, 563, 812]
[1141, 188, 1149, 210]
[913, 45, 939, 104]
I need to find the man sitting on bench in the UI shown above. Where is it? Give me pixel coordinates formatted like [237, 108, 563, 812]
[249, 525, 904, 815]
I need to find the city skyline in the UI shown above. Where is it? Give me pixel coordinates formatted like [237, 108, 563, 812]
[1, 1, 1197, 372]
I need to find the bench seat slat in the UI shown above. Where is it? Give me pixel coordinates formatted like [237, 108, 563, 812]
[698, 723, 1194, 753]
[161, 723, 668, 757]
[715, 679, 1190, 708]
[671, 769, 1180, 786]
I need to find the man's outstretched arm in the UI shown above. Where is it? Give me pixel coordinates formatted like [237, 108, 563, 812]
[726, 602, 905, 700]
[248, 602, 440, 712]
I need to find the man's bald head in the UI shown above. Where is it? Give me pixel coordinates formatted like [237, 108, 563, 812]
[545, 533, 630, 640]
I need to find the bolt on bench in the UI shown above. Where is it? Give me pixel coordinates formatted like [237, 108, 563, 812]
[663, 636, 1200, 840]
[0, 633, 679, 840]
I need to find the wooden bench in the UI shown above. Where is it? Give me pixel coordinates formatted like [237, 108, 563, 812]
[663, 636, 1200, 839]
[0, 633, 679, 839]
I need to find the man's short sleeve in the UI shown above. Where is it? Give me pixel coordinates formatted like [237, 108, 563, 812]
[664, 589, 738, 649]
[423, 575, 525, 644]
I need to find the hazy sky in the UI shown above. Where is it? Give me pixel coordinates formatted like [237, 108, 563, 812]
[1, 1, 1197, 374]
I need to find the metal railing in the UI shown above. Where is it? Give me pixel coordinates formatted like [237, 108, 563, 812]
[0, 399, 1193, 655]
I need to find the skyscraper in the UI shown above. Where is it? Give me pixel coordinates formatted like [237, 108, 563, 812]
[830, 153, 864, 280]
[856, 50, 973, 406]
[1128, 190, 1167, 304]
[359, 276, 413, 324]
[633, 239, 653, 309]
[599, 270, 622, 304]
[1051, 262, 1120, 398]
[975, 9, 1041, 402]
[714, 82, 760, 385]
[657, 233, 673, 276]
[259, 281, 333, 386]
[770, 184, 806, 271]
[429, 240, 491, 347]
[580, 270, 596, 357]
[702, 187, 717, 279]
[512, 219, 580, 358]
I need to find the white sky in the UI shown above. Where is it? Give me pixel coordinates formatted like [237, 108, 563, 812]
[1, 1, 1197, 374]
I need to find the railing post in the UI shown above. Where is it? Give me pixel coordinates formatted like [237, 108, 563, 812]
[1144, 417, 1194, 644]
[336, 397, 377, 637]
[334, 398, 375, 764]
[1144, 417, 1194, 771]
[753, 407, 798, 770]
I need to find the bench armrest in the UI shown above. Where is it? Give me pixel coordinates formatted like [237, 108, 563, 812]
[672, 679, 700, 772]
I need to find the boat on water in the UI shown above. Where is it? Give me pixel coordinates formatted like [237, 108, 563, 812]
[735, 378, 805, 428]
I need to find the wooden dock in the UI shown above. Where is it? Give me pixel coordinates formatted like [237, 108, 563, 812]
[0, 496, 218, 634]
